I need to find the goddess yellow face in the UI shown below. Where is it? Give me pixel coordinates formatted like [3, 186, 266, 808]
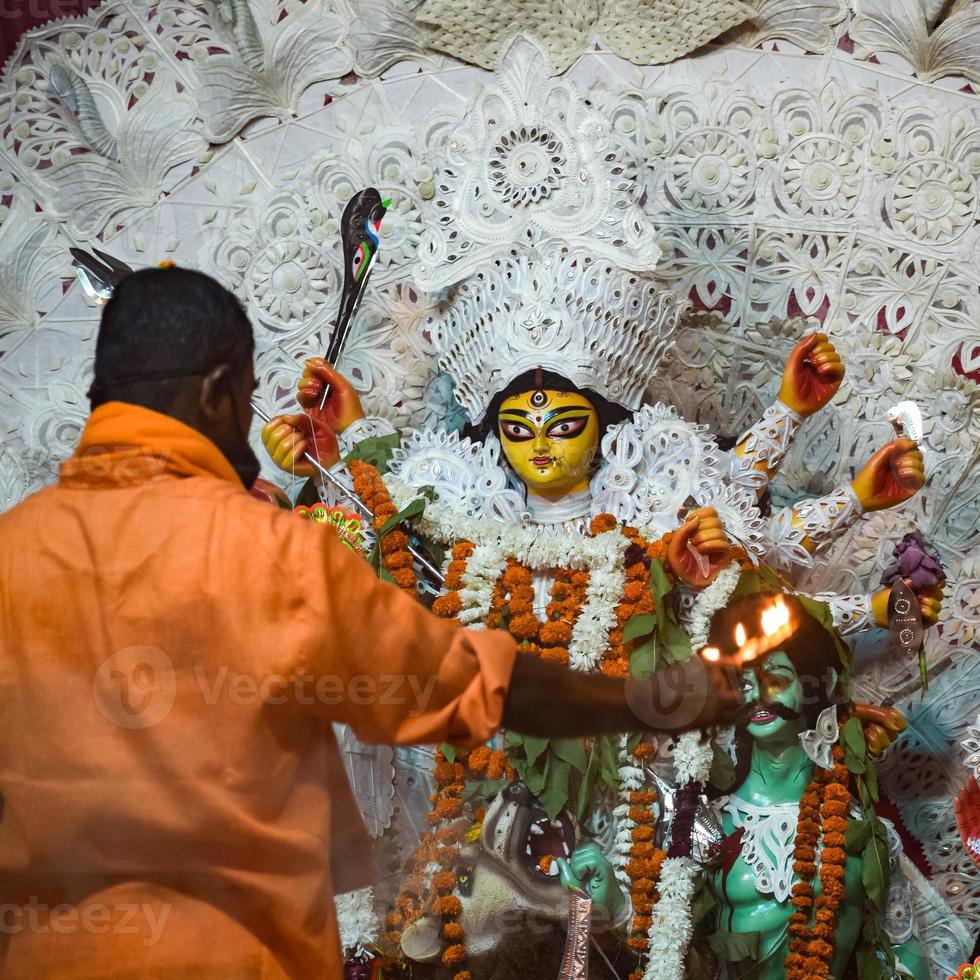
[497, 389, 599, 496]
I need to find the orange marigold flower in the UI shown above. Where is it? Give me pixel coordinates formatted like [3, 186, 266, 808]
[435, 798, 461, 819]
[806, 939, 833, 959]
[811, 923, 834, 941]
[442, 922, 464, 941]
[468, 746, 491, 773]
[792, 861, 817, 878]
[823, 816, 848, 833]
[451, 542, 475, 559]
[433, 593, 462, 617]
[540, 646, 569, 664]
[453, 972, 472, 980]
[824, 783, 850, 801]
[821, 800, 848, 818]
[590, 514, 618, 534]
[819, 864, 846, 882]
[487, 750, 509, 780]
[509, 614, 541, 639]
[627, 937, 650, 952]
[540, 621, 572, 645]
[795, 845, 816, 863]
[631, 825, 654, 843]
[442, 944, 467, 967]
[431, 871, 457, 894]
[631, 790, 656, 805]
[823, 832, 845, 848]
[821, 847, 846, 865]
[433, 896, 463, 918]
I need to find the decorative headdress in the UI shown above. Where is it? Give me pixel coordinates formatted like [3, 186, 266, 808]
[432, 246, 685, 424]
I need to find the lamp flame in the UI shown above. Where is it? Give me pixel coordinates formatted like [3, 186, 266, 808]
[761, 595, 790, 637]
[702, 646, 720, 662]
[731, 596, 797, 665]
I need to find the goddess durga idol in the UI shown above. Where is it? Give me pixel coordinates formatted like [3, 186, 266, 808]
[260, 245, 938, 974]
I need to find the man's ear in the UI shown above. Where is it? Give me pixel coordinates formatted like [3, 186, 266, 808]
[199, 364, 231, 423]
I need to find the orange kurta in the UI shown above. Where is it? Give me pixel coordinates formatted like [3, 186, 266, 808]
[0, 402, 517, 979]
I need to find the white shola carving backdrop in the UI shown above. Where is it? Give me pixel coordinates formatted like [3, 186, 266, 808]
[1, 0, 979, 951]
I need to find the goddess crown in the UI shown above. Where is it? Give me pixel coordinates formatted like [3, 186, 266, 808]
[432, 246, 686, 424]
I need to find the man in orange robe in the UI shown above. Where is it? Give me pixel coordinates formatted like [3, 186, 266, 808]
[0, 268, 736, 978]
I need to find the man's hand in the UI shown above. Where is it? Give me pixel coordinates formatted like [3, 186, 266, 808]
[668, 507, 731, 588]
[625, 653, 742, 732]
[852, 439, 925, 512]
[555, 842, 627, 927]
[852, 702, 907, 756]
[296, 357, 365, 434]
[778, 332, 845, 417]
[871, 578, 944, 628]
[261, 412, 340, 476]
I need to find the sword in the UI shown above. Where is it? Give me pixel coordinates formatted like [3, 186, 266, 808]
[317, 188, 390, 410]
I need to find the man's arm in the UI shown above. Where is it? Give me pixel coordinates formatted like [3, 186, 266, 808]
[502, 651, 739, 738]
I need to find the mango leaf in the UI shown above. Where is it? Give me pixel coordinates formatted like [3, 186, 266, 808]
[538, 757, 571, 821]
[862, 818, 890, 908]
[844, 817, 872, 855]
[596, 736, 622, 794]
[629, 635, 657, 678]
[343, 432, 401, 474]
[861, 765, 879, 806]
[376, 496, 427, 538]
[464, 778, 504, 802]
[730, 569, 762, 599]
[623, 613, 656, 643]
[519, 735, 550, 766]
[709, 742, 736, 791]
[577, 746, 601, 823]
[856, 937, 886, 980]
[524, 756, 548, 796]
[660, 614, 693, 665]
[551, 737, 588, 773]
[648, 559, 672, 602]
[842, 716, 867, 775]
[798, 594, 836, 633]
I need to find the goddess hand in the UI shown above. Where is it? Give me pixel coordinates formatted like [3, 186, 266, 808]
[296, 357, 365, 434]
[852, 439, 925, 512]
[668, 507, 731, 588]
[871, 578, 944, 628]
[778, 333, 845, 417]
[261, 412, 340, 476]
[555, 842, 627, 927]
[852, 702, 907, 756]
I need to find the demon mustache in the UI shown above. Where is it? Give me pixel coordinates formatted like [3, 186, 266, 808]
[738, 700, 802, 723]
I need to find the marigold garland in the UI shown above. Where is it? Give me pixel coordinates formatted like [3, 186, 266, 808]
[403, 515, 680, 975]
[348, 459, 417, 594]
[784, 744, 850, 980]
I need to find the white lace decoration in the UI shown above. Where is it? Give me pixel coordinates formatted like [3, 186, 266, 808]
[767, 484, 864, 568]
[730, 400, 803, 494]
[431, 248, 683, 424]
[590, 403, 724, 536]
[723, 796, 800, 903]
[799, 705, 840, 770]
[819, 592, 876, 636]
[962, 714, 980, 779]
[415, 36, 663, 293]
[338, 415, 397, 456]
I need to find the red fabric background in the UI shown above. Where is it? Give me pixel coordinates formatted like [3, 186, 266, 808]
[0, 0, 103, 75]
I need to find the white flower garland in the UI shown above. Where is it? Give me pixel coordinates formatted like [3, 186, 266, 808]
[389, 475, 633, 665]
[334, 886, 379, 960]
[456, 543, 508, 628]
[672, 730, 715, 786]
[642, 858, 698, 980]
[612, 734, 645, 889]
[684, 561, 741, 652]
